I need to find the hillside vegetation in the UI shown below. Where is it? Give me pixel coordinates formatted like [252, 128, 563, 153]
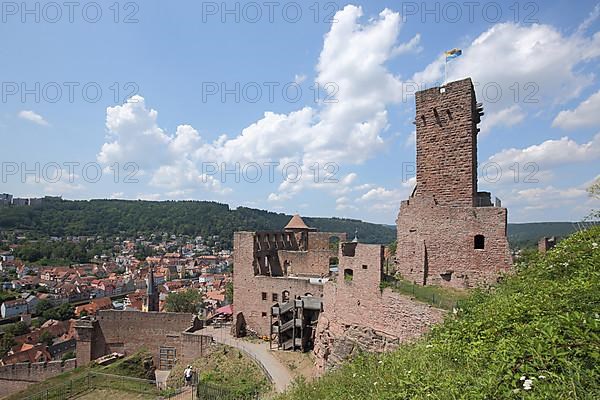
[6, 351, 156, 400]
[168, 344, 269, 397]
[507, 221, 598, 249]
[0, 199, 395, 247]
[282, 227, 600, 399]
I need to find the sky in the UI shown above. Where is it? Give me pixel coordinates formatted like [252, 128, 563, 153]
[1, 0, 599, 224]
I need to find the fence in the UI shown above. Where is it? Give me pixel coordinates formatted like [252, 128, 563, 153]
[196, 381, 260, 400]
[22, 371, 158, 400]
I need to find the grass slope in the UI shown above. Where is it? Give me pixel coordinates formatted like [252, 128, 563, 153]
[6, 351, 156, 400]
[168, 344, 269, 396]
[282, 227, 600, 399]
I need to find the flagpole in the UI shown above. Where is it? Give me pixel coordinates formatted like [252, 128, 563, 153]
[444, 57, 447, 86]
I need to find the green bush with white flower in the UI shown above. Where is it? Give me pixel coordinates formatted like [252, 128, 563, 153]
[282, 226, 600, 399]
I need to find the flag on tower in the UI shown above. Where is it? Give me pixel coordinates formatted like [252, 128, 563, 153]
[445, 48, 462, 61]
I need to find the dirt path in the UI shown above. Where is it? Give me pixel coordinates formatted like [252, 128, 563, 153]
[198, 326, 293, 393]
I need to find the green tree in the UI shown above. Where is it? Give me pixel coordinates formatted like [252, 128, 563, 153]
[4, 321, 29, 337]
[61, 351, 76, 361]
[225, 282, 233, 304]
[0, 333, 15, 357]
[35, 299, 54, 315]
[39, 330, 54, 347]
[43, 303, 74, 321]
[164, 289, 204, 314]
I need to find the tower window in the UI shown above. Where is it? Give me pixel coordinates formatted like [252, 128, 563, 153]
[272, 293, 278, 302]
[474, 235, 485, 249]
[261, 292, 267, 301]
[344, 269, 354, 281]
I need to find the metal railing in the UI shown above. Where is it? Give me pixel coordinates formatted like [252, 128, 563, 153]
[21, 371, 158, 400]
[196, 381, 260, 400]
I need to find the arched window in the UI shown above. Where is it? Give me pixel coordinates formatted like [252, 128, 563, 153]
[474, 235, 485, 249]
[344, 268, 354, 281]
[282, 290, 290, 302]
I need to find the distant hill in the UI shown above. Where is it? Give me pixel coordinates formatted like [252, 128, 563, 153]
[0, 198, 594, 249]
[507, 222, 598, 249]
[0, 199, 396, 248]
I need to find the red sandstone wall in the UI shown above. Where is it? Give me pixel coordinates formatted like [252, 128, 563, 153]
[180, 332, 212, 362]
[95, 310, 196, 364]
[0, 359, 77, 398]
[233, 232, 330, 336]
[397, 78, 511, 288]
[396, 196, 512, 288]
[414, 78, 479, 207]
[314, 243, 444, 371]
[278, 250, 330, 276]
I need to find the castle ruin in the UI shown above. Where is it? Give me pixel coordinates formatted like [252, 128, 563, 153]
[232, 77, 512, 371]
[396, 78, 512, 288]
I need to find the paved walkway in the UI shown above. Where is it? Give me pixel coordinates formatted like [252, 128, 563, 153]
[198, 326, 293, 393]
[169, 386, 193, 400]
[154, 370, 171, 390]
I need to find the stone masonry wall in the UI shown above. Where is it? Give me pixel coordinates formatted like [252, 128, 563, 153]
[0, 359, 77, 398]
[75, 310, 199, 367]
[414, 78, 479, 207]
[233, 231, 344, 336]
[396, 78, 512, 288]
[96, 310, 196, 364]
[313, 243, 445, 371]
[396, 195, 512, 288]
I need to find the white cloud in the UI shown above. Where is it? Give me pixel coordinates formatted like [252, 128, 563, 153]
[552, 90, 600, 130]
[98, 5, 414, 200]
[294, 74, 307, 84]
[23, 168, 84, 195]
[512, 185, 593, 212]
[480, 105, 525, 135]
[18, 110, 49, 126]
[413, 21, 600, 134]
[404, 130, 416, 147]
[136, 193, 162, 201]
[99, 96, 171, 169]
[356, 177, 415, 212]
[576, 3, 600, 35]
[487, 133, 600, 168]
[392, 33, 422, 55]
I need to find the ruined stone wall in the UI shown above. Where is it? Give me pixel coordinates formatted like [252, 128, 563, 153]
[0, 359, 77, 398]
[277, 250, 327, 276]
[396, 195, 511, 288]
[75, 310, 199, 367]
[307, 232, 346, 251]
[95, 310, 196, 364]
[75, 319, 106, 366]
[180, 331, 212, 363]
[414, 78, 479, 207]
[233, 232, 329, 336]
[314, 243, 444, 372]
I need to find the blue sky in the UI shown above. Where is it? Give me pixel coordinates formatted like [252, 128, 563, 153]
[1, 0, 599, 224]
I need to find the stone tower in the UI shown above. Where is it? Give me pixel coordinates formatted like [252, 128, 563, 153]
[143, 267, 159, 312]
[414, 78, 481, 206]
[396, 78, 512, 288]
